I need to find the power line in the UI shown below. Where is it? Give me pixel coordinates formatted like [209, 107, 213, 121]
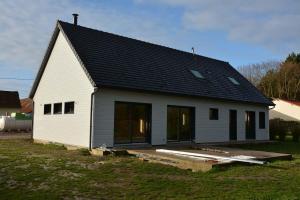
[0, 77, 34, 81]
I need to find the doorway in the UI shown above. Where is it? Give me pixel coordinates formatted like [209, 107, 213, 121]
[229, 110, 237, 140]
[167, 106, 195, 142]
[114, 102, 151, 144]
[245, 111, 256, 140]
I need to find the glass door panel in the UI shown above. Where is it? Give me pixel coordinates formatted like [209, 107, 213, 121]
[114, 103, 131, 144]
[245, 111, 256, 140]
[179, 108, 192, 141]
[114, 102, 151, 144]
[131, 104, 150, 143]
[167, 107, 180, 141]
[229, 110, 237, 140]
[167, 106, 194, 142]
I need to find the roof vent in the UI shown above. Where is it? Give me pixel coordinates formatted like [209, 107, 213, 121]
[72, 13, 79, 26]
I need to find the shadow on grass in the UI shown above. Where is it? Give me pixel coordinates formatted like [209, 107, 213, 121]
[229, 141, 300, 155]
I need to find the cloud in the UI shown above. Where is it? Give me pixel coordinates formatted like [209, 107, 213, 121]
[0, 0, 172, 70]
[136, 0, 300, 53]
[0, 0, 173, 97]
[1, 0, 299, 98]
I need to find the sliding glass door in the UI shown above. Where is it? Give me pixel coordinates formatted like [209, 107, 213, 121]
[167, 106, 195, 142]
[114, 102, 151, 144]
[245, 111, 256, 140]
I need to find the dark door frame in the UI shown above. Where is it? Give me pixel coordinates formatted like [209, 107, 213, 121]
[167, 105, 195, 142]
[114, 101, 152, 144]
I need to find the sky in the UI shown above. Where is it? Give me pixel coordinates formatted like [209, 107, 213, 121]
[0, 0, 299, 98]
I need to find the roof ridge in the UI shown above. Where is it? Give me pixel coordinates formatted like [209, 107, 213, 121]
[57, 20, 229, 64]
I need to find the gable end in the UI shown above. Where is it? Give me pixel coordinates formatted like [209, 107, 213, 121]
[29, 21, 96, 98]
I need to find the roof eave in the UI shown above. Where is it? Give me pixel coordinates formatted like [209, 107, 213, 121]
[98, 84, 274, 107]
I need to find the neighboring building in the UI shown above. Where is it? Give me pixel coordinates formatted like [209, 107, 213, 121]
[270, 99, 300, 122]
[29, 19, 273, 149]
[0, 91, 21, 116]
[20, 98, 33, 114]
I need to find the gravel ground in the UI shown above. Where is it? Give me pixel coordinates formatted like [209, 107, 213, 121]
[0, 132, 32, 139]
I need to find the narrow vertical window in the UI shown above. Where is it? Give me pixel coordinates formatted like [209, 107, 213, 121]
[54, 103, 62, 114]
[259, 112, 265, 129]
[44, 104, 52, 115]
[64, 102, 75, 114]
[209, 108, 219, 120]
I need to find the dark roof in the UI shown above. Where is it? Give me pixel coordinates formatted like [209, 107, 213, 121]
[30, 21, 273, 106]
[0, 91, 21, 109]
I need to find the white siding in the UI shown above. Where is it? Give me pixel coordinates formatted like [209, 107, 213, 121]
[93, 88, 269, 147]
[33, 31, 94, 147]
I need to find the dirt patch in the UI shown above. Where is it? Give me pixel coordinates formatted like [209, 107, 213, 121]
[65, 160, 105, 170]
[7, 179, 19, 189]
[58, 170, 84, 180]
[14, 164, 31, 169]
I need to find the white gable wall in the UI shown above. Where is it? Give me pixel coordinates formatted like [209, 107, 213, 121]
[93, 88, 269, 147]
[33, 31, 94, 147]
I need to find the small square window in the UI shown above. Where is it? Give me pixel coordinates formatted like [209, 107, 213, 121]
[54, 103, 62, 114]
[209, 108, 219, 120]
[64, 102, 75, 114]
[44, 104, 51, 115]
[259, 112, 265, 129]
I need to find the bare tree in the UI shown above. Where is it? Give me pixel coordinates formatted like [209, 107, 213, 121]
[238, 61, 281, 87]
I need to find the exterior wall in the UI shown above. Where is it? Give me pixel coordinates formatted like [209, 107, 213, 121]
[0, 108, 20, 116]
[270, 99, 300, 121]
[93, 88, 269, 147]
[33, 31, 94, 147]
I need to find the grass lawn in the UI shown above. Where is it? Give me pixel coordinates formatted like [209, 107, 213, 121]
[0, 140, 300, 199]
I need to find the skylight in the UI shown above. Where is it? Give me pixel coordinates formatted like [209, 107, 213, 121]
[190, 70, 204, 79]
[228, 77, 240, 85]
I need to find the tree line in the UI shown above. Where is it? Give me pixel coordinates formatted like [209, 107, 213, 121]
[238, 53, 300, 101]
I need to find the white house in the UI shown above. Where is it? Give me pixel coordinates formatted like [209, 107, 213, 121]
[29, 17, 273, 149]
[270, 99, 300, 122]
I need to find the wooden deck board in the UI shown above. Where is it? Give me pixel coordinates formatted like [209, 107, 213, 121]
[124, 146, 292, 172]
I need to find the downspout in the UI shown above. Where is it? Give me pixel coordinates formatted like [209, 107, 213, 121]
[89, 87, 98, 150]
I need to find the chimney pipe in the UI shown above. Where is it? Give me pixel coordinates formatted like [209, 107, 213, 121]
[72, 13, 79, 26]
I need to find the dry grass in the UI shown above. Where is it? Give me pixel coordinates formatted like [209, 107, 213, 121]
[0, 139, 300, 199]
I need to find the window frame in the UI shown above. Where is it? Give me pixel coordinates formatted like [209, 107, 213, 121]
[64, 101, 75, 114]
[209, 108, 219, 120]
[53, 103, 63, 115]
[44, 104, 52, 115]
[259, 112, 266, 129]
